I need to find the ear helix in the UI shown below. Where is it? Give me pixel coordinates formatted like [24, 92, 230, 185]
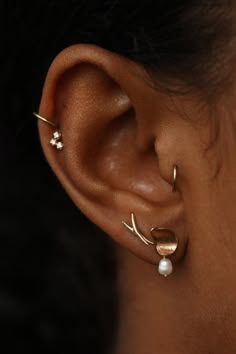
[33, 112, 64, 151]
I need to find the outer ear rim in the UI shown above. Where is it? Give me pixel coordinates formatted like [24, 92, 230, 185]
[39, 43, 144, 117]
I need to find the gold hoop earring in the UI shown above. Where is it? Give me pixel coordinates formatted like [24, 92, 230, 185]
[33, 112, 64, 151]
[33, 112, 56, 126]
[122, 212, 178, 277]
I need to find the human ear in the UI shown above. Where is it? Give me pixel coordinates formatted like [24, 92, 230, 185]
[36, 44, 187, 270]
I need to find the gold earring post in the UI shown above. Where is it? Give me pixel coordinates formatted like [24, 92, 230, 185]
[173, 165, 178, 192]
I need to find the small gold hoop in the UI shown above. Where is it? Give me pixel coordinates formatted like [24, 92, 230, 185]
[33, 112, 56, 127]
[173, 165, 178, 192]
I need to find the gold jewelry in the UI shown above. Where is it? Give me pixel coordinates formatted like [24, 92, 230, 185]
[122, 213, 178, 277]
[122, 212, 154, 246]
[173, 165, 178, 192]
[33, 112, 64, 151]
[151, 227, 178, 277]
[33, 112, 56, 127]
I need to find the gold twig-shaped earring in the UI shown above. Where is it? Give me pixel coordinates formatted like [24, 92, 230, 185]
[122, 213, 154, 246]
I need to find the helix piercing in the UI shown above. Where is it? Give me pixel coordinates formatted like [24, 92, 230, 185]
[33, 112, 56, 127]
[49, 131, 64, 151]
[33, 112, 64, 151]
[122, 212, 178, 277]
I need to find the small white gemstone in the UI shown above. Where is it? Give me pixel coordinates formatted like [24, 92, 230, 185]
[56, 141, 64, 150]
[158, 258, 173, 277]
[50, 138, 57, 146]
[53, 131, 61, 139]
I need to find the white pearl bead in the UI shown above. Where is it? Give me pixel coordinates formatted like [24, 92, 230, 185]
[158, 258, 173, 277]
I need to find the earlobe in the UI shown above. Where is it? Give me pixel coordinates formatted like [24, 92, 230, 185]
[35, 43, 188, 274]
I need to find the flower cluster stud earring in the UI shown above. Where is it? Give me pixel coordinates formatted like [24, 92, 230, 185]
[122, 165, 179, 277]
[49, 131, 64, 150]
[33, 112, 64, 151]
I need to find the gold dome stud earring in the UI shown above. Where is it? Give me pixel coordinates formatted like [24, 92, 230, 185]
[150, 227, 178, 276]
[33, 112, 64, 151]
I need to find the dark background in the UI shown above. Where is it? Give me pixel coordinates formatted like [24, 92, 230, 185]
[0, 3, 117, 353]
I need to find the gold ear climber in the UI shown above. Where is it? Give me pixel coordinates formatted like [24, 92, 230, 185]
[33, 112, 64, 151]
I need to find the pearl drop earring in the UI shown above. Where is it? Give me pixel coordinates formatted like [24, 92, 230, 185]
[122, 212, 178, 277]
[150, 227, 178, 276]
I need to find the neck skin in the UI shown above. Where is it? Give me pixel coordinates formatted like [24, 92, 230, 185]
[114, 246, 199, 354]
[114, 189, 236, 354]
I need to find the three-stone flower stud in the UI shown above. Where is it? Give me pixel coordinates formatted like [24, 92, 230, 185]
[50, 131, 64, 151]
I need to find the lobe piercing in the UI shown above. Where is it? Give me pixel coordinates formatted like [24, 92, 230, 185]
[151, 227, 178, 276]
[122, 212, 178, 277]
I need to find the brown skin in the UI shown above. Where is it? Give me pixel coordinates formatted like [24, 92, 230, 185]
[37, 44, 236, 354]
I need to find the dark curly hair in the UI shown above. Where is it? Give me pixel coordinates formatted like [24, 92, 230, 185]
[1, 1, 236, 353]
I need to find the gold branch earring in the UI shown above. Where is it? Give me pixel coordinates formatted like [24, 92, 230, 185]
[122, 166, 179, 277]
[33, 112, 64, 151]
